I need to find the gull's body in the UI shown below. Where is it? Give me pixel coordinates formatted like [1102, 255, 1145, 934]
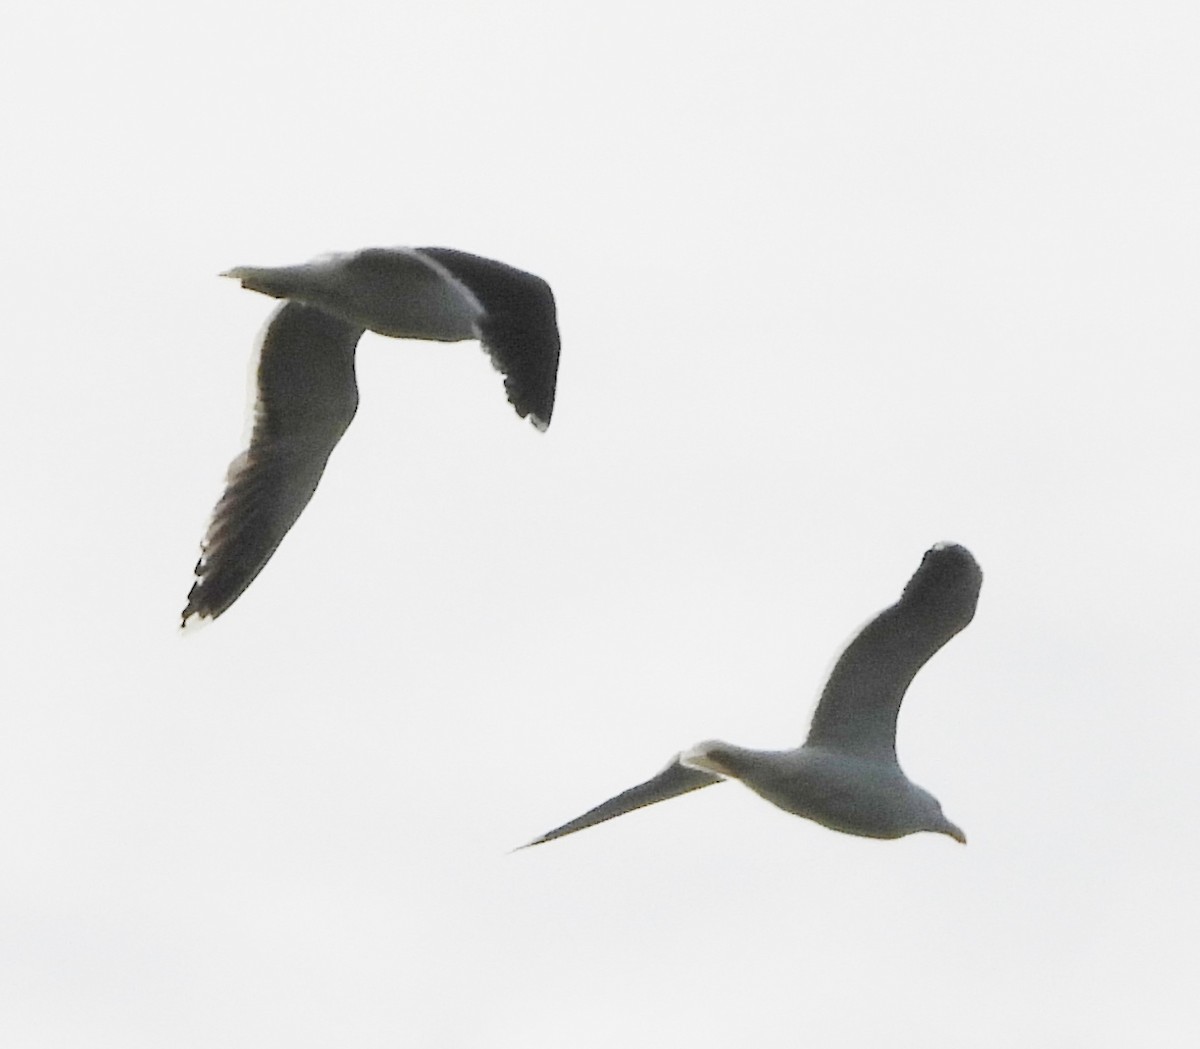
[523, 543, 981, 848]
[183, 247, 560, 625]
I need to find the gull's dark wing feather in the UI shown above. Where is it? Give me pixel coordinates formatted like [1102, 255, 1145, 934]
[520, 756, 722, 848]
[182, 302, 363, 624]
[417, 247, 560, 430]
[804, 544, 983, 760]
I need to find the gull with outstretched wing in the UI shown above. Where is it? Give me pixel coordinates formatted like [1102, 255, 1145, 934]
[522, 543, 982, 848]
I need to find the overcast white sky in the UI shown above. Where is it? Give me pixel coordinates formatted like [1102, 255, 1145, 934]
[3, 2, 1199, 1046]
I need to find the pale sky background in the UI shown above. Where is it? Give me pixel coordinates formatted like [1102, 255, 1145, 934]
[3, 2, 1199, 1046]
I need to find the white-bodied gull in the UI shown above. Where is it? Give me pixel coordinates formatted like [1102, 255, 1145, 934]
[182, 247, 560, 625]
[522, 543, 981, 848]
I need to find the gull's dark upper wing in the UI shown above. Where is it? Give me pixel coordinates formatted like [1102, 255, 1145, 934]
[417, 248, 560, 430]
[182, 302, 363, 624]
[804, 543, 983, 761]
[520, 756, 722, 848]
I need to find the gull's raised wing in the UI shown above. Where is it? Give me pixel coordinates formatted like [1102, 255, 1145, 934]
[804, 543, 982, 761]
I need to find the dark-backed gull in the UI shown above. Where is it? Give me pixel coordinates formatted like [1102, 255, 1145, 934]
[183, 247, 560, 625]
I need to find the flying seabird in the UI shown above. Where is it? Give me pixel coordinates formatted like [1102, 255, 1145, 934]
[182, 247, 560, 625]
[522, 542, 982, 848]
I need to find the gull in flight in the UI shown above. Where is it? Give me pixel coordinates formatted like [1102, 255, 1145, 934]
[522, 543, 981, 848]
[182, 247, 561, 625]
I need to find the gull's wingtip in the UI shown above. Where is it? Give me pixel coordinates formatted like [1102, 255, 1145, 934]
[929, 540, 975, 560]
[926, 540, 981, 571]
[180, 566, 208, 630]
[180, 568, 225, 631]
[179, 606, 213, 634]
[907, 541, 983, 605]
